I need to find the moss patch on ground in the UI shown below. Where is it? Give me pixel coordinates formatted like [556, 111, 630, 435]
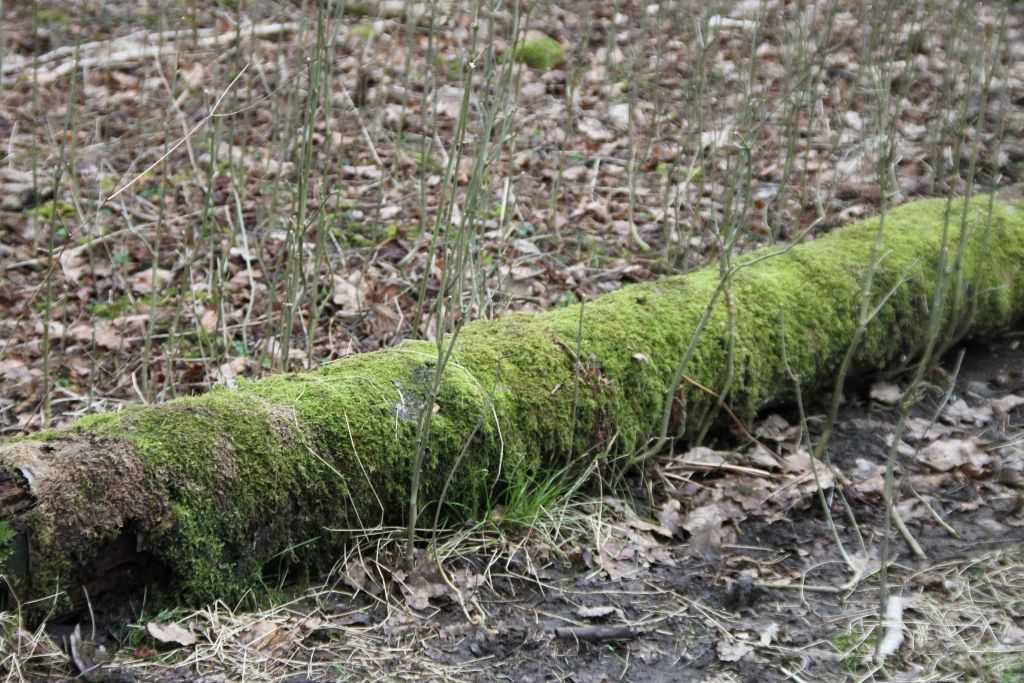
[513, 35, 563, 70]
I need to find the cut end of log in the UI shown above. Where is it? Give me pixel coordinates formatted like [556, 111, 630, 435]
[0, 435, 176, 619]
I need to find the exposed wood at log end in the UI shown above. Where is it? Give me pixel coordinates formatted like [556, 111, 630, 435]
[0, 469, 34, 518]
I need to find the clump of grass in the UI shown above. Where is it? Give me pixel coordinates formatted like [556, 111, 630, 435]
[490, 463, 582, 533]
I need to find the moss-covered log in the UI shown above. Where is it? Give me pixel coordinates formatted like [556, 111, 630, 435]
[2, 194, 1023, 612]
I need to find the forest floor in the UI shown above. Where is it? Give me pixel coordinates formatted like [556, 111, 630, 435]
[1, 0, 1024, 680]
[20, 339, 1023, 682]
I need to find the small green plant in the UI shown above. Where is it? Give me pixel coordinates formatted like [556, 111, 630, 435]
[513, 36, 563, 70]
[86, 295, 134, 319]
[330, 217, 398, 248]
[832, 630, 876, 673]
[1000, 658, 1024, 683]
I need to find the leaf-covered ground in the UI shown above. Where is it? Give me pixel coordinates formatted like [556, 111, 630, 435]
[1, 0, 1023, 680]
[1, 0, 1021, 429]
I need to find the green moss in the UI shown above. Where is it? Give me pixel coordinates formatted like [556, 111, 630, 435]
[343, 2, 370, 17]
[0, 521, 13, 546]
[513, 36, 564, 70]
[4, 193, 1023, 610]
[80, 393, 331, 601]
[0, 520, 14, 573]
[35, 8, 74, 25]
[22, 519, 74, 614]
[66, 340, 514, 602]
[350, 23, 376, 39]
[3, 429, 62, 443]
[27, 201, 76, 221]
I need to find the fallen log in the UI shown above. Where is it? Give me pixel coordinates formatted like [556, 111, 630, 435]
[1, 193, 1022, 614]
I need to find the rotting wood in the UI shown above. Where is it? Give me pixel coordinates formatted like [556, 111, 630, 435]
[1, 193, 1022, 616]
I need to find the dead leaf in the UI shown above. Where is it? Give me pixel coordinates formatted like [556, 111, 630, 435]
[520, 81, 546, 100]
[0, 168, 52, 210]
[596, 548, 641, 581]
[775, 451, 837, 502]
[513, 238, 541, 256]
[200, 143, 294, 178]
[59, 248, 87, 284]
[707, 16, 758, 31]
[341, 164, 382, 180]
[577, 605, 624, 620]
[395, 555, 449, 610]
[700, 128, 732, 150]
[128, 268, 174, 294]
[69, 624, 112, 680]
[70, 322, 125, 351]
[716, 636, 753, 662]
[992, 394, 1024, 414]
[239, 621, 290, 653]
[0, 358, 33, 385]
[870, 382, 903, 405]
[437, 85, 465, 119]
[851, 458, 886, 495]
[921, 438, 991, 475]
[905, 417, 953, 443]
[332, 272, 365, 311]
[997, 446, 1024, 487]
[213, 357, 249, 387]
[609, 102, 639, 131]
[578, 117, 613, 142]
[1001, 623, 1024, 646]
[623, 515, 675, 538]
[683, 503, 731, 560]
[658, 499, 682, 536]
[450, 566, 484, 593]
[754, 414, 799, 443]
[147, 621, 197, 647]
[759, 622, 781, 647]
[942, 398, 992, 426]
[342, 558, 371, 592]
[199, 308, 219, 333]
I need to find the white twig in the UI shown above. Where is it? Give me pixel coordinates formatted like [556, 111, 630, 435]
[7, 22, 300, 84]
[106, 64, 249, 203]
[874, 594, 905, 663]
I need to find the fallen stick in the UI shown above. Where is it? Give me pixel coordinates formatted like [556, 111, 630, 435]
[554, 625, 639, 643]
[2, 23, 301, 85]
[1, 193, 1022, 616]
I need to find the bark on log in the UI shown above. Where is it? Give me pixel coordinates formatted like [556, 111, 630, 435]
[1, 194, 1023, 614]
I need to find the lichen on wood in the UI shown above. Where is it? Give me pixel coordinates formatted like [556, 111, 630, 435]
[1, 193, 1022, 613]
